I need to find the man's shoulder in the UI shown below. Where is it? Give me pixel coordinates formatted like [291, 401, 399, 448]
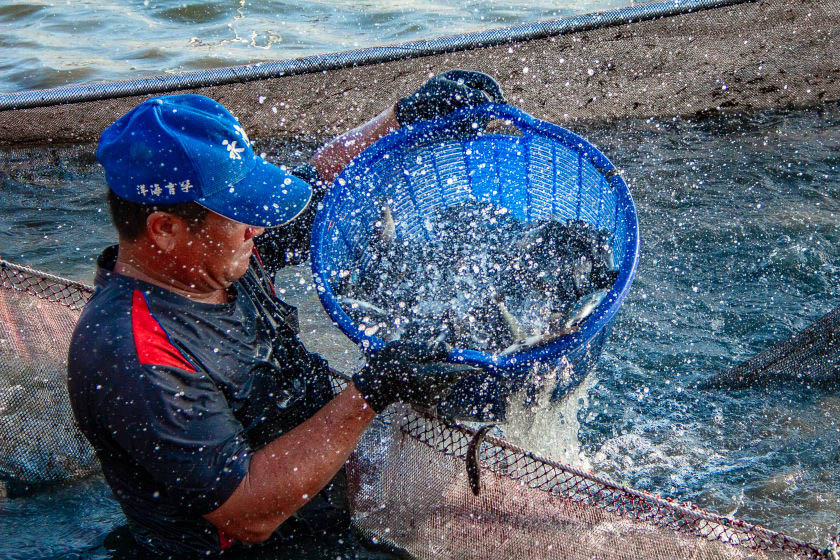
[68, 278, 196, 381]
[67, 279, 138, 412]
[71, 279, 135, 355]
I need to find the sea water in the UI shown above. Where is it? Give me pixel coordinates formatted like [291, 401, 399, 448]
[0, 0, 633, 94]
[0, 103, 836, 557]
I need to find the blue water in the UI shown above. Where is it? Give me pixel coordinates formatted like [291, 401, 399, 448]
[577, 106, 840, 543]
[0, 0, 632, 94]
[1, 103, 838, 558]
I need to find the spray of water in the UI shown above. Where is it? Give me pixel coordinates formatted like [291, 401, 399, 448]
[499, 358, 598, 471]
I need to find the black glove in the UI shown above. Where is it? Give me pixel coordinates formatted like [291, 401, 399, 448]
[352, 341, 475, 413]
[395, 70, 505, 128]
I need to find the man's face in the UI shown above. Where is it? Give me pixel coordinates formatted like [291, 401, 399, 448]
[173, 211, 265, 290]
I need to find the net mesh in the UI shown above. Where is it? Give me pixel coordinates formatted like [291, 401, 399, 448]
[0, 258, 831, 558]
[706, 305, 840, 390]
[0, 260, 97, 496]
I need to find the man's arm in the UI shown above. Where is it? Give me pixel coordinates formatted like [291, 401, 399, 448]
[203, 384, 375, 543]
[309, 69, 504, 185]
[203, 339, 468, 544]
[308, 105, 399, 185]
[255, 71, 504, 272]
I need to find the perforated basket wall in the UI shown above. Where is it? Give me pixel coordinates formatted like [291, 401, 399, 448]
[311, 103, 639, 376]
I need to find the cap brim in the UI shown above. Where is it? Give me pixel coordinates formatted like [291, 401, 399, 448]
[197, 158, 313, 227]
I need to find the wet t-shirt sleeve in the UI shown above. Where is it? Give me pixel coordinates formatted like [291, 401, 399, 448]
[101, 362, 251, 515]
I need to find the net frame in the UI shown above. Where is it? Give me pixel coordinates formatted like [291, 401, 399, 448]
[0, 0, 755, 113]
[1, 0, 837, 149]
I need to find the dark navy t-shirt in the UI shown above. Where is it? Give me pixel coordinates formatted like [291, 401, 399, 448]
[67, 165, 353, 556]
[67, 245, 348, 555]
[68, 247, 345, 554]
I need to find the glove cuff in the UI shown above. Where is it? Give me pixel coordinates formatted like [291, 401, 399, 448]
[351, 367, 392, 414]
[394, 96, 415, 127]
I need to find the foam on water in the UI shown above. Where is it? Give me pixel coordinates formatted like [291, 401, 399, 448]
[501, 361, 599, 471]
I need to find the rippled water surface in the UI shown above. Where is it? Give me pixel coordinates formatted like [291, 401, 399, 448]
[0, 0, 634, 94]
[0, 102, 837, 557]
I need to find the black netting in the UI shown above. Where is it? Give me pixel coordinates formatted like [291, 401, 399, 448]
[705, 305, 840, 390]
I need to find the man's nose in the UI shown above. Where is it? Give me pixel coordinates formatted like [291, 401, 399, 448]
[245, 226, 265, 240]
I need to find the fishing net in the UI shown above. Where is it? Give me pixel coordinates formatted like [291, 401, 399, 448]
[705, 305, 840, 390]
[0, 258, 830, 559]
[0, 0, 839, 557]
[0, 261, 98, 496]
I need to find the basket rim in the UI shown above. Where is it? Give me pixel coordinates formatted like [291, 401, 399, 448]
[310, 103, 639, 372]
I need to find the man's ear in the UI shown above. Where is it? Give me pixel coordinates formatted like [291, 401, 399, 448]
[145, 211, 187, 253]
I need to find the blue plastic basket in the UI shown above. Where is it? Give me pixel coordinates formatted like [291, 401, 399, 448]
[311, 103, 638, 414]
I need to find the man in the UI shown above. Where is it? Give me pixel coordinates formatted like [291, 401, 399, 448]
[67, 71, 503, 558]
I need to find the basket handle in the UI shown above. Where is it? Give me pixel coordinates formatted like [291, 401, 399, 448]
[437, 102, 546, 136]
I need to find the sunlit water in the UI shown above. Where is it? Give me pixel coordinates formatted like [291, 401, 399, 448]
[0, 0, 635, 94]
[0, 103, 838, 556]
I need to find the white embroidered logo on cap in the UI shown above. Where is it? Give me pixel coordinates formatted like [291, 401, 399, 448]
[222, 139, 245, 160]
[233, 124, 250, 146]
[180, 180, 193, 193]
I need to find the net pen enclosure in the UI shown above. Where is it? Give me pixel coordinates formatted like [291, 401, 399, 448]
[311, 103, 639, 420]
[1, 0, 839, 557]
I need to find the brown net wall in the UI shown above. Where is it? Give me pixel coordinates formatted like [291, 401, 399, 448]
[0, 259, 831, 558]
[0, 260, 97, 496]
[349, 407, 829, 560]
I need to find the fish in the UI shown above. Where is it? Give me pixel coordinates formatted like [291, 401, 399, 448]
[562, 289, 609, 330]
[334, 200, 620, 356]
[494, 294, 525, 341]
[495, 289, 608, 357]
[372, 199, 396, 246]
[496, 328, 579, 358]
[466, 424, 496, 495]
[339, 296, 389, 317]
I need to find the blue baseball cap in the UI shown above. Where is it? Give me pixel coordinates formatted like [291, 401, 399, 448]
[96, 94, 312, 227]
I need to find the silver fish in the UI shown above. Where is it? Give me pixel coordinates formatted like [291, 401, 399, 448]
[563, 289, 609, 330]
[496, 289, 608, 358]
[493, 294, 525, 341]
[497, 328, 578, 358]
[374, 200, 396, 246]
[340, 296, 389, 316]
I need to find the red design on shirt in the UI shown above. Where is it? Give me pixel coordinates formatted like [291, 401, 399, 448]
[218, 527, 236, 551]
[131, 289, 196, 372]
